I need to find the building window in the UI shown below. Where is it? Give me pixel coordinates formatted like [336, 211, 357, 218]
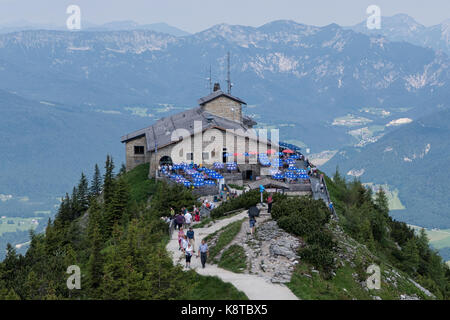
[202, 152, 209, 160]
[186, 153, 193, 161]
[134, 146, 145, 155]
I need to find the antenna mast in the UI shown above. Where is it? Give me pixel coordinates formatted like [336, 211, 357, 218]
[227, 51, 232, 94]
[209, 65, 212, 93]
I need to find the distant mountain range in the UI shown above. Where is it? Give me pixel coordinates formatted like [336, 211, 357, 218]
[323, 107, 450, 229]
[0, 20, 447, 146]
[349, 14, 450, 55]
[0, 20, 190, 36]
[0, 15, 449, 253]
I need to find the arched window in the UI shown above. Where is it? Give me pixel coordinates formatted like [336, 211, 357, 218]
[159, 156, 173, 166]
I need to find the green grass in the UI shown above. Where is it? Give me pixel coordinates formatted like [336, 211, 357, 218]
[228, 184, 244, 190]
[0, 217, 42, 236]
[193, 210, 243, 229]
[182, 272, 248, 300]
[288, 263, 372, 300]
[206, 219, 245, 261]
[288, 262, 433, 300]
[218, 244, 247, 273]
[121, 163, 157, 203]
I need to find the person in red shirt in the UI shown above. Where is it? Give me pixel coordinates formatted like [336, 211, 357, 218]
[267, 193, 273, 214]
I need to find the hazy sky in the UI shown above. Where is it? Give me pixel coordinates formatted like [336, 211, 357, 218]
[0, 0, 449, 32]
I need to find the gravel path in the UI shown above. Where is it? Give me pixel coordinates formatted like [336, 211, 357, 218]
[166, 211, 299, 300]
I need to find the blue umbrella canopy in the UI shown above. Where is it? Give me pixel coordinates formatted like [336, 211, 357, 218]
[213, 162, 224, 169]
[284, 158, 296, 164]
[285, 172, 297, 179]
[272, 173, 285, 179]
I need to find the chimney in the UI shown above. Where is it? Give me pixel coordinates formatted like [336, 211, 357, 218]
[213, 83, 221, 92]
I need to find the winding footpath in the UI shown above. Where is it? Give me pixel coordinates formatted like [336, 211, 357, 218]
[166, 211, 299, 300]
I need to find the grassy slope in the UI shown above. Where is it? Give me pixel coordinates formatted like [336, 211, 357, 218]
[285, 174, 437, 300]
[218, 245, 247, 273]
[204, 219, 245, 262]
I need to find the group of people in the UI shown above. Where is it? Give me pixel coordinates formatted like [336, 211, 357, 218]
[201, 199, 216, 210]
[174, 206, 201, 229]
[177, 227, 210, 269]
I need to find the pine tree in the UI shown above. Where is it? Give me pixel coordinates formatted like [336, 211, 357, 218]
[77, 173, 90, 213]
[402, 238, 420, 274]
[70, 186, 80, 220]
[24, 270, 41, 300]
[375, 187, 390, 219]
[103, 155, 115, 206]
[100, 225, 129, 299]
[90, 164, 102, 198]
[118, 163, 126, 176]
[103, 179, 130, 237]
[86, 199, 104, 292]
[56, 194, 71, 223]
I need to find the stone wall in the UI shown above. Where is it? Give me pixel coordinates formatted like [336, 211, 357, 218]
[202, 96, 242, 123]
[125, 136, 150, 171]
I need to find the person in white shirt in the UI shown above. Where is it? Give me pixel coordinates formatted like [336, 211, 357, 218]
[184, 242, 194, 268]
[184, 211, 192, 227]
[181, 235, 188, 251]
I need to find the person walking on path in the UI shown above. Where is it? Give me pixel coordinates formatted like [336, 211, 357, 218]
[178, 228, 185, 250]
[267, 194, 273, 214]
[184, 242, 194, 269]
[194, 211, 200, 222]
[184, 210, 192, 228]
[175, 212, 185, 230]
[186, 227, 195, 252]
[197, 239, 209, 269]
[248, 206, 259, 235]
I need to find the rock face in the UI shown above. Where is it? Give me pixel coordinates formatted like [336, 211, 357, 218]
[252, 220, 302, 283]
[210, 212, 303, 284]
[259, 221, 301, 261]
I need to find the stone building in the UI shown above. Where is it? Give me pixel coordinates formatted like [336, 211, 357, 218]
[121, 84, 277, 179]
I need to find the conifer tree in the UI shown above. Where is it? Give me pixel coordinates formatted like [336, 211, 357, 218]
[77, 172, 90, 213]
[70, 186, 80, 220]
[56, 194, 71, 223]
[103, 155, 115, 206]
[103, 178, 130, 237]
[90, 164, 102, 198]
[118, 163, 126, 176]
[24, 270, 41, 300]
[375, 187, 390, 219]
[86, 199, 104, 292]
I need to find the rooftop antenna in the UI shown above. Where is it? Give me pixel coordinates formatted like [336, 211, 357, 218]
[226, 51, 232, 94]
[208, 65, 212, 93]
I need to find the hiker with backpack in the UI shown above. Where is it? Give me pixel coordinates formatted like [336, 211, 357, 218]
[248, 206, 260, 235]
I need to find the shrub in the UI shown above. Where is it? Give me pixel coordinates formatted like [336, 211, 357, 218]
[210, 190, 260, 219]
[299, 245, 335, 278]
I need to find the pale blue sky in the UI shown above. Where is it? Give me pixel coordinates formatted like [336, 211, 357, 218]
[0, 0, 449, 32]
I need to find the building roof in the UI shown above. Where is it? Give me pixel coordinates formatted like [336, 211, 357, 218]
[247, 178, 290, 190]
[121, 107, 266, 152]
[197, 90, 246, 106]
